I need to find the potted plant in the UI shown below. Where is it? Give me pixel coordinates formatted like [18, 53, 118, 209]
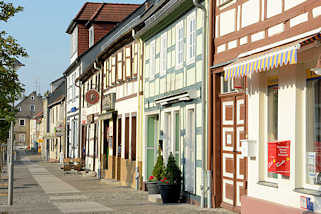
[146, 150, 165, 194]
[159, 152, 182, 203]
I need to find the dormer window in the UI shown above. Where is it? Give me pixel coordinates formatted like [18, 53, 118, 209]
[31, 96, 34, 100]
[89, 26, 94, 47]
[18, 107, 21, 112]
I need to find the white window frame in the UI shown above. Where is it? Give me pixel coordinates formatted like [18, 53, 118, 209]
[187, 12, 196, 65]
[19, 119, 25, 126]
[303, 77, 321, 190]
[31, 96, 35, 100]
[160, 33, 168, 77]
[185, 104, 196, 193]
[18, 106, 21, 112]
[89, 26, 94, 48]
[150, 40, 156, 81]
[263, 80, 290, 184]
[176, 20, 184, 69]
[71, 26, 78, 56]
[19, 134, 25, 142]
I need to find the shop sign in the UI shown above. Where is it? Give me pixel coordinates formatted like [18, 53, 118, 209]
[55, 123, 65, 137]
[268, 140, 290, 176]
[102, 93, 116, 111]
[86, 89, 100, 105]
[87, 114, 94, 124]
[81, 108, 87, 125]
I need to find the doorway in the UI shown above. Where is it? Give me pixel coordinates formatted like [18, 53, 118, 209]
[220, 93, 247, 212]
[146, 115, 158, 178]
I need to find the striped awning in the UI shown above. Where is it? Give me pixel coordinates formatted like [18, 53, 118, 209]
[224, 33, 321, 80]
[224, 46, 298, 80]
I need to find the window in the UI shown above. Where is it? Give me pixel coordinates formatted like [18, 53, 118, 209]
[89, 26, 94, 47]
[219, 0, 234, 7]
[71, 26, 78, 55]
[72, 73, 76, 101]
[160, 33, 167, 77]
[176, 21, 184, 68]
[187, 12, 196, 64]
[221, 74, 235, 93]
[19, 134, 25, 142]
[18, 107, 21, 112]
[30, 104, 35, 112]
[19, 119, 25, 126]
[31, 96, 34, 100]
[150, 41, 156, 80]
[306, 77, 321, 186]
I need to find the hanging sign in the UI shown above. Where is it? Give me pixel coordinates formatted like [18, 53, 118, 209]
[268, 140, 291, 176]
[86, 89, 100, 105]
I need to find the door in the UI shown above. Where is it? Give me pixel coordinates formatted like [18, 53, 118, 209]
[131, 116, 137, 161]
[103, 120, 109, 169]
[81, 126, 86, 161]
[220, 94, 247, 211]
[146, 116, 158, 178]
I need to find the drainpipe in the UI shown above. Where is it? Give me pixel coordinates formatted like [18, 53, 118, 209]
[133, 28, 141, 191]
[193, 0, 207, 209]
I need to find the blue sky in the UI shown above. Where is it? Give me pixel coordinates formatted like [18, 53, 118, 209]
[1, 0, 144, 96]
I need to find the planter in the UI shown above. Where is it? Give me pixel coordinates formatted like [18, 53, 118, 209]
[146, 182, 160, 194]
[158, 184, 180, 203]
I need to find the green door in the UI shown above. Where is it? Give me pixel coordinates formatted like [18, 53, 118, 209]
[147, 116, 157, 178]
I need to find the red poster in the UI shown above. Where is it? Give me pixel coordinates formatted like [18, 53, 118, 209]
[268, 142, 277, 173]
[268, 141, 291, 176]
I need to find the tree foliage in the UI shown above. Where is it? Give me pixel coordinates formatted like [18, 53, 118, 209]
[152, 149, 165, 180]
[0, 1, 28, 143]
[164, 153, 182, 186]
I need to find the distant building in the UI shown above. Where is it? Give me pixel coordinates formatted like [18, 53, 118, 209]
[64, 2, 140, 159]
[14, 91, 43, 147]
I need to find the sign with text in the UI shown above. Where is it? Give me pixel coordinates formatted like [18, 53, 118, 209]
[268, 140, 291, 176]
[102, 93, 116, 111]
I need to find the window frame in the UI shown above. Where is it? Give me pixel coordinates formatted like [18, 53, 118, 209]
[19, 119, 25, 126]
[89, 26, 94, 48]
[187, 12, 196, 65]
[176, 20, 184, 69]
[150, 40, 156, 81]
[160, 33, 168, 77]
[303, 75, 321, 190]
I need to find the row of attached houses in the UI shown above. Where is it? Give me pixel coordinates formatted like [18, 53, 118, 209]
[39, 0, 321, 213]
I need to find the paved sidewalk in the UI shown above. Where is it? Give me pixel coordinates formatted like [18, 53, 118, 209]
[0, 152, 236, 214]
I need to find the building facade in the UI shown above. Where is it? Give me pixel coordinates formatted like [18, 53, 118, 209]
[64, 2, 140, 159]
[15, 91, 43, 148]
[209, 0, 321, 213]
[135, 0, 208, 204]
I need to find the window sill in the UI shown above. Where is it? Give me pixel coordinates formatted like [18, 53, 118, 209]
[257, 181, 278, 188]
[294, 188, 321, 197]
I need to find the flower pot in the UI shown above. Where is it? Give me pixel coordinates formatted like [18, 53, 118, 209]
[146, 182, 160, 194]
[158, 184, 180, 203]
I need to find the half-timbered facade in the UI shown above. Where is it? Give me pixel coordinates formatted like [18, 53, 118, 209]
[135, 0, 208, 204]
[209, 0, 321, 213]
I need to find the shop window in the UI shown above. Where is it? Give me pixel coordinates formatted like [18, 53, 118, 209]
[306, 77, 321, 186]
[266, 84, 289, 180]
[220, 74, 236, 94]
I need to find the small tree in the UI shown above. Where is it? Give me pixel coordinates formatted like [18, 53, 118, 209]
[164, 152, 181, 186]
[152, 149, 165, 180]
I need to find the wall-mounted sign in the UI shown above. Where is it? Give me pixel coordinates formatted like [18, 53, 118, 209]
[86, 89, 100, 105]
[71, 107, 77, 112]
[55, 123, 65, 137]
[102, 93, 116, 111]
[87, 114, 95, 124]
[268, 140, 290, 176]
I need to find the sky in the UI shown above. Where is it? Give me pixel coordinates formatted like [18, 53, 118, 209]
[1, 0, 145, 96]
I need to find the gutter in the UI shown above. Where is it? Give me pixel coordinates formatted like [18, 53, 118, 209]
[192, 0, 207, 209]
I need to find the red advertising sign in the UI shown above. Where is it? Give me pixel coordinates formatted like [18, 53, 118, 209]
[315, 141, 321, 173]
[268, 141, 291, 176]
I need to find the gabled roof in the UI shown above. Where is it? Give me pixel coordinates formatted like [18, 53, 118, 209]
[66, 2, 140, 34]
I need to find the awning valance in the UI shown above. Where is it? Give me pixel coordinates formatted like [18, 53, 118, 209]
[223, 33, 321, 80]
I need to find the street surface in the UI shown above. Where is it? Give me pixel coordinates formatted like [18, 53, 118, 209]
[0, 152, 235, 214]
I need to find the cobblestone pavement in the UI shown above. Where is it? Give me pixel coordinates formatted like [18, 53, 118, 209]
[0, 152, 236, 214]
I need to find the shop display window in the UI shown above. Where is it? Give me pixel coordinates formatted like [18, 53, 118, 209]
[267, 83, 290, 180]
[306, 77, 321, 186]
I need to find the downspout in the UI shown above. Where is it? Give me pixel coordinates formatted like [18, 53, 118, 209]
[192, 0, 207, 208]
[63, 74, 68, 158]
[133, 28, 141, 191]
[75, 65, 81, 160]
[207, 0, 214, 208]
[94, 60, 102, 179]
